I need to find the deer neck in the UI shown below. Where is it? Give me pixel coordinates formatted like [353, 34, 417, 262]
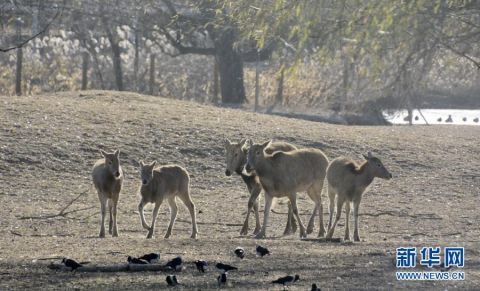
[357, 163, 375, 188]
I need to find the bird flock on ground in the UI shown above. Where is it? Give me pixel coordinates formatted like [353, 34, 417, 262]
[405, 114, 480, 123]
[60, 245, 321, 290]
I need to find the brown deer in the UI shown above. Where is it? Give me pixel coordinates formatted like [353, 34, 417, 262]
[325, 152, 392, 241]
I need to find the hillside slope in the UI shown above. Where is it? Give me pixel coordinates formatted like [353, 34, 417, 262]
[0, 91, 479, 290]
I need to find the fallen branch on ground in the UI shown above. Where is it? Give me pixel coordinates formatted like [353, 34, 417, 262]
[302, 237, 342, 243]
[18, 190, 89, 220]
[48, 262, 171, 272]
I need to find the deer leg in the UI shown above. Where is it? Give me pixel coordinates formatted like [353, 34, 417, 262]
[241, 185, 261, 235]
[138, 199, 150, 230]
[111, 198, 119, 237]
[147, 200, 162, 239]
[289, 194, 307, 238]
[179, 193, 198, 239]
[344, 201, 351, 241]
[326, 196, 345, 239]
[164, 197, 178, 239]
[98, 194, 107, 238]
[108, 200, 113, 235]
[255, 193, 273, 239]
[353, 197, 362, 242]
[327, 186, 336, 232]
[283, 201, 295, 235]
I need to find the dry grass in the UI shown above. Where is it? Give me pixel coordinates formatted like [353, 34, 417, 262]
[0, 91, 479, 290]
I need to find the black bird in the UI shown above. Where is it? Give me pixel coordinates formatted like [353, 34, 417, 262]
[166, 275, 179, 286]
[256, 245, 270, 257]
[217, 273, 227, 285]
[215, 262, 238, 274]
[62, 258, 83, 271]
[195, 260, 208, 272]
[414, 116, 419, 121]
[139, 252, 160, 264]
[127, 256, 148, 264]
[463, 117, 467, 122]
[165, 256, 183, 271]
[272, 274, 300, 287]
[474, 117, 479, 123]
[234, 247, 245, 259]
[445, 115, 453, 123]
[437, 117, 442, 122]
[311, 283, 322, 291]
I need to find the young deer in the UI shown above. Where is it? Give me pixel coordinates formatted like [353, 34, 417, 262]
[224, 139, 298, 236]
[246, 140, 329, 239]
[138, 161, 198, 239]
[325, 152, 392, 241]
[92, 149, 123, 237]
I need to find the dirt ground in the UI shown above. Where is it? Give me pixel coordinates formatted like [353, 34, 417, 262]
[0, 91, 479, 290]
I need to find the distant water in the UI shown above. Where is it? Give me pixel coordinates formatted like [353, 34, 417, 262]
[384, 109, 480, 125]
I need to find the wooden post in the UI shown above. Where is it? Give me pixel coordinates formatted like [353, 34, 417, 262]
[15, 18, 23, 96]
[254, 51, 260, 112]
[133, 14, 140, 92]
[212, 60, 219, 104]
[275, 65, 284, 106]
[149, 53, 155, 95]
[81, 51, 89, 90]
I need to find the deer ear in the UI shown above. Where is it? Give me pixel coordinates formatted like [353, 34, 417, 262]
[224, 138, 231, 147]
[247, 139, 253, 146]
[367, 151, 373, 158]
[362, 154, 369, 160]
[139, 160, 144, 167]
[239, 139, 246, 146]
[261, 140, 272, 148]
[150, 161, 157, 168]
[114, 149, 120, 157]
[100, 150, 108, 158]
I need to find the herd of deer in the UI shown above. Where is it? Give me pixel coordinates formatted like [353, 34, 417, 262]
[93, 139, 392, 242]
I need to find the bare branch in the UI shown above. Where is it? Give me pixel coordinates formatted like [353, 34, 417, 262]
[0, 1, 65, 53]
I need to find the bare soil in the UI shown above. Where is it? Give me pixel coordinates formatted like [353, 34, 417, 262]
[0, 91, 479, 290]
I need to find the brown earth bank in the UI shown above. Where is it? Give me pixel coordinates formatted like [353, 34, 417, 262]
[0, 91, 479, 290]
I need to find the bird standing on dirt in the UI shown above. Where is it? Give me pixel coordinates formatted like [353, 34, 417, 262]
[216, 262, 238, 274]
[166, 275, 179, 286]
[62, 258, 83, 271]
[138, 252, 160, 264]
[445, 115, 453, 123]
[195, 260, 208, 272]
[166, 256, 183, 271]
[127, 256, 148, 264]
[272, 274, 300, 288]
[234, 247, 245, 259]
[256, 245, 270, 257]
[217, 273, 227, 286]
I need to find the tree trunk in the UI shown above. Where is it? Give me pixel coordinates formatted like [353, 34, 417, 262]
[111, 42, 123, 91]
[81, 52, 89, 90]
[275, 66, 284, 106]
[149, 54, 155, 95]
[133, 26, 139, 91]
[102, 14, 123, 91]
[16, 47, 23, 96]
[341, 48, 349, 110]
[214, 31, 246, 104]
[212, 61, 219, 104]
[15, 19, 22, 96]
[254, 53, 260, 111]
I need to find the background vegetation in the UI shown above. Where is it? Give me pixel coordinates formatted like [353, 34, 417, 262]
[1, 0, 479, 123]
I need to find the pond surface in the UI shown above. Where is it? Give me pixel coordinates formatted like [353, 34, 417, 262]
[384, 109, 480, 125]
